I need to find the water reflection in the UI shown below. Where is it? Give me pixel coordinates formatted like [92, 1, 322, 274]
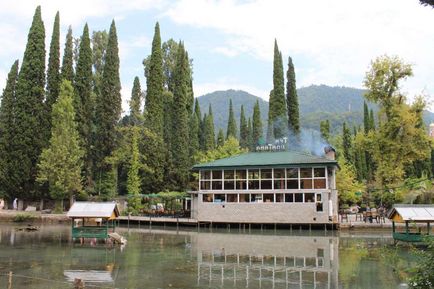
[194, 232, 338, 288]
[0, 224, 410, 289]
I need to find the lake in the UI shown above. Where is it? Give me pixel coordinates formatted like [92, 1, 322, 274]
[0, 224, 413, 289]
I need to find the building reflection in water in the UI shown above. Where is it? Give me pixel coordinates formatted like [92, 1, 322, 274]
[193, 232, 338, 288]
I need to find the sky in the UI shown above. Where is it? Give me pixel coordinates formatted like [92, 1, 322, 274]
[0, 0, 433, 113]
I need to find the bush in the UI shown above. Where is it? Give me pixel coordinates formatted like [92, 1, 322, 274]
[13, 213, 36, 223]
[408, 237, 434, 289]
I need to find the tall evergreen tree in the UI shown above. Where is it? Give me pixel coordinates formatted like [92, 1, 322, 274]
[239, 105, 248, 148]
[226, 99, 237, 139]
[127, 127, 141, 212]
[207, 105, 216, 149]
[144, 22, 164, 136]
[369, 109, 375, 131]
[320, 120, 330, 142]
[73, 24, 93, 184]
[130, 76, 142, 125]
[171, 43, 190, 189]
[37, 80, 83, 211]
[94, 20, 121, 194]
[286, 56, 300, 138]
[267, 40, 287, 140]
[217, 129, 225, 147]
[189, 112, 200, 161]
[61, 26, 74, 82]
[363, 101, 370, 133]
[247, 118, 253, 150]
[194, 98, 203, 149]
[252, 100, 263, 146]
[46, 11, 61, 137]
[0, 60, 19, 198]
[13, 6, 46, 198]
[342, 122, 352, 164]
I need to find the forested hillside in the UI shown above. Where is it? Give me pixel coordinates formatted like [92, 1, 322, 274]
[198, 85, 434, 134]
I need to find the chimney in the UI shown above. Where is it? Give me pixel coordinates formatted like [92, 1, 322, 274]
[324, 146, 336, 160]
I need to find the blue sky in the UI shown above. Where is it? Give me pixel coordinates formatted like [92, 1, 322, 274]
[0, 0, 433, 112]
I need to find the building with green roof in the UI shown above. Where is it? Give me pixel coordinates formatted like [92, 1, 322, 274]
[190, 149, 339, 228]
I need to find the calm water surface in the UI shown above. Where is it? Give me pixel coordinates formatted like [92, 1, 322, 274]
[0, 224, 413, 289]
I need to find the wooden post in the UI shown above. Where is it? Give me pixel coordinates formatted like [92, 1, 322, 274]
[405, 221, 409, 235]
[8, 271, 12, 289]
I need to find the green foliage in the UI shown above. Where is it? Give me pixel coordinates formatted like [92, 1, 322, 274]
[408, 237, 434, 289]
[189, 112, 200, 161]
[127, 127, 141, 212]
[129, 76, 143, 125]
[342, 122, 352, 164]
[252, 100, 263, 148]
[202, 107, 216, 151]
[37, 80, 84, 204]
[247, 118, 253, 150]
[336, 156, 364, 205]
[196, 137, 247, 165]
[320, 119, 330, 142]
[144, 22, 164, 136]
[268, 40, 287, 140]
[13, 6, 46, 199]
[0, 61, 19, 198]
[286, 56, 300, 139]
[171, 42, 190, 190]
[13, 213, 36, 223]
[60, 26, 74, 82]
[45, 11, 61, 140]
[239, 105, 248, 148]
[217, 128, 225, 147]
[226, 99, 237, 139]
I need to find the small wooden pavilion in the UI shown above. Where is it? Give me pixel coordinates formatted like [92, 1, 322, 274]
[387, 204, 434, 243]
[67, 202, 120, 240]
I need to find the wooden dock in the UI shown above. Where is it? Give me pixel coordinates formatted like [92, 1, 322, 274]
[117, 215, 198, 227]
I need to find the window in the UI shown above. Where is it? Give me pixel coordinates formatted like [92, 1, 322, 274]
[305, 193, 315, 202]
[236, 170, 247, 190]
[294, 193, 303, 202]
[223, 170, 235, 190]
[316, 193, 323, 212]
[227, 194, 238, 202]
[214, 194, 225, 203]
[274, 169, 285, 190]
[212, 181, 222, 190]
[300, 168, 313, 189]
[212, 170, 222, 179]
[286, 168, 299, 189]
[203, 194, 213, 202]
[313, 168, 327, 189]
[259, 169, 272, 189]
[276, 193, 284, 202]
[239, 194, 250, 202]
[285, 193, 294, 202]
[251, 194, 263, 203]
[200, 170, 211, 190]
[263, 194, 274, 202]
[248, 169, 260, 190]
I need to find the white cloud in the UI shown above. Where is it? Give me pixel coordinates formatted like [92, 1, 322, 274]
[165, 0, 434, 106]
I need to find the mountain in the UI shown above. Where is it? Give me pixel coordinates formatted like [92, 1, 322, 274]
[197, 85, 434, 135]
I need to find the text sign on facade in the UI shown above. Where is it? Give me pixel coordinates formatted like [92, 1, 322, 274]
[256, 137, 288, 152]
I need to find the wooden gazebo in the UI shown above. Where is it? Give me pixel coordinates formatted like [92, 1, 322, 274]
[67, 202, 120, 240]
[387, 204, 434, 243]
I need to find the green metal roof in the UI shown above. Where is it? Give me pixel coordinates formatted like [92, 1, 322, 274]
[193, 151, 337, 170]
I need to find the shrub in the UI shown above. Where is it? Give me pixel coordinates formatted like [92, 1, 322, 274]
[13, 213, 36, 223]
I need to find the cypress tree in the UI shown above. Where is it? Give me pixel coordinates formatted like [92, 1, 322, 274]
[130, 76, 142, 125]
[189, 112, 200, 160]
[37, 80, 84, 210]
[95, 20, 121, 177]
[207, 105, 216, 149]
[342, 122, 352, 164]
[267, 40, 287, 140]
[73, 24, 93, 183]
[61, 26, 74, 82]
[13, 6, 46, 198]
[127, 127, 141, 212]
[320, 120, 330, 142]
[363, 101, 369, 133]
[239, 105, 248, 148]
[252, 100, 263, 146]
[194, 98, 203, 149]
[201, 113, 208, 151]
[0, 60, 19, 198]
[171, 43, 190, 189]
[217, 129, 225, 147]
[247, 118, 253, 150]
[369, 109, 375, 131]
[286, 56, 300, 139]
[45, 11, 61, 145]
[144, 22, 164, 136]
[226, 99, 237, 139]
